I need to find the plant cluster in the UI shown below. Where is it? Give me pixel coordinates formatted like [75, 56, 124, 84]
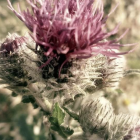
[0, 0, 140, 139]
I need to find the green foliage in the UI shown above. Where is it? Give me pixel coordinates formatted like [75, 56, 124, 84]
[0, 93, 48, 140]
[49, 117, 74, 138]
[15, 114, 47, 140]
[0, 135, 14, 140]
[22, 95, 31, 103]
[49, 103, 74, 138]
[52, 103, 65, 125]
[16, 115, 35, 140]
[63, 107, 79, 122]
[115, 88, 123, 95]
[32, 102, 39, 109]
[22, 95, 35, 103]
[60, 126, 74, 137]
[11, 92, 18, 97]
[21, 95, 39, 109]
[51, 125, 74, 139]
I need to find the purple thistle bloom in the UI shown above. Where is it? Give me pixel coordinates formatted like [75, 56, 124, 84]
[7, 0, 134, 73]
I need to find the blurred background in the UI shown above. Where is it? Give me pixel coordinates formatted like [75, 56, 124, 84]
[0, 0, 140, 140]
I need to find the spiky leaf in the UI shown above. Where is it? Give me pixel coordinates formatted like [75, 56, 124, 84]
[11, 92, 18, 97]
[63, 107, 79, 122]
[49, 103, 74, 138]
[52, 103, 65, 125]
[60, 126, 74, 136]
[21, 95, 30, 103]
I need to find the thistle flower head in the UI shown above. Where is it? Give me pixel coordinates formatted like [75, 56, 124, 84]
[0, 33, 43, 95]
[5, 0, 132, 104]
[7, 0, 129, 73]
[0, 33, 124, 102]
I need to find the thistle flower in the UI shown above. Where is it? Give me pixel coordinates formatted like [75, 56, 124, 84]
[7, 0, 130, 74]
[6, 0, 130, 102]
[1, 33, 124, 102]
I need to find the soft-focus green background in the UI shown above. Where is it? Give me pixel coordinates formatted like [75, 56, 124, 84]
[0, 0, 140, 140]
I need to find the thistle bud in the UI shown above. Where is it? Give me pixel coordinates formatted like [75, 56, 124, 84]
[0, 33, 43, 95]
[108, 114, 140, 140]
[79, 96, 114, 137]
[123, 125, 140, 140]
[39, 52, 125, 105]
